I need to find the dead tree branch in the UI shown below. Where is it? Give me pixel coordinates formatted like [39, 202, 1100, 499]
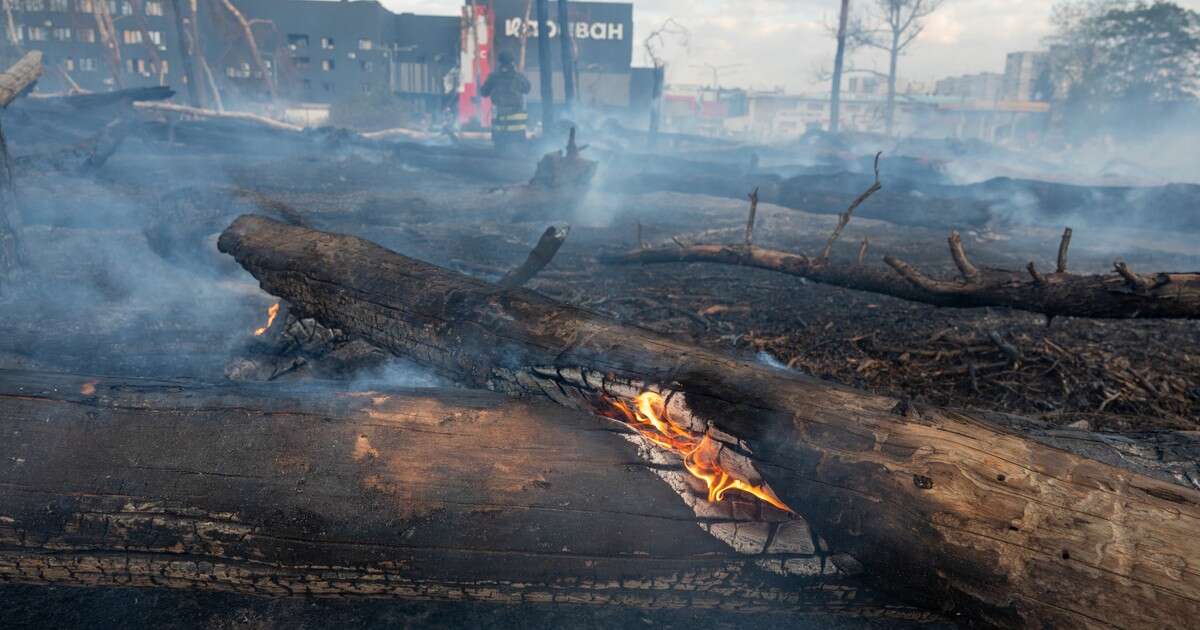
[606, 227, 1200, 319]
[498, 225, 570, 288]
[818, 151, 882, 262]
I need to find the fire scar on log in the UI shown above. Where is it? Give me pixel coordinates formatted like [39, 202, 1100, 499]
[509, 364, 819, 567]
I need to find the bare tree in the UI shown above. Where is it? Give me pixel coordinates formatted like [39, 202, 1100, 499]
[849, 0, 945, 135]
[643, 18, 689, 146]
[830, 0, 851, 133]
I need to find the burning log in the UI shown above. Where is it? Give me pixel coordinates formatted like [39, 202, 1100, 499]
[0, 369, 919, 619]
[220, 215, 1200, 629]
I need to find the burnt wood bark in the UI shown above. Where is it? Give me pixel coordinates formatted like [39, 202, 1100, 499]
[219, 215, 1200, 629]
[0, 369, 917, 619]
[603, 238, 1200, 320]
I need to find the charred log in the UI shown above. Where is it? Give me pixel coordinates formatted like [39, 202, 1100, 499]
[0, 369, 917, 619]
[220, 215, 1200, 629]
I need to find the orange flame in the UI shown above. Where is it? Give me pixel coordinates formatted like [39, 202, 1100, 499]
[608, 392, 792, 513]
[254, 303, 280, 336]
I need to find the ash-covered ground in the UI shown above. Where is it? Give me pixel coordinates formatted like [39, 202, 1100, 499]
[1, 104, 1198, 627]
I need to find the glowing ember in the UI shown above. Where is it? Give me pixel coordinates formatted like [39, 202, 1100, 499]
[253, 303, 280, 336]
[607, 392, 792, 512]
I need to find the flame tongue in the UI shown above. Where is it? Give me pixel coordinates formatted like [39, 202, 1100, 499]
[254, 303, 280, 336]
[609, 392, 792, 513]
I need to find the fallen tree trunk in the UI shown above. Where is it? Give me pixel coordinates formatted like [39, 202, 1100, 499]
[0, 51, 41, 108]
[220, 215, 1200, 629]
[0, 51, 42, 288]
[602, 232, 1200, 320]
[0, 369, 918, 619]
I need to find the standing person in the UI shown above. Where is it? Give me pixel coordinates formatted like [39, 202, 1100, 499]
[480, 50, 532, 153]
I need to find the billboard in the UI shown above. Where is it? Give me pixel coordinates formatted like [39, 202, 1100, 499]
[488, 0, 633, 73]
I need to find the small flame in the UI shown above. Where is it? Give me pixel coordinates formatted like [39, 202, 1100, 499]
[254, 303, 280, 336]
[607, 392, 792, 512]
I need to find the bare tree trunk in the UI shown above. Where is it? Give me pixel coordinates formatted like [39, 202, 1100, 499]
[91, 0, 124, 89]
[829, 0, 850, 133]
[220, 215, 1200, 629]
[885, 33, 898, 136]
[219, 0, 277, 102]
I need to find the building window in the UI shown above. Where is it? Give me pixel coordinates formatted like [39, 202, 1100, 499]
[321, 59, 333, 71]
[144, 0, 162, 16]
[52, 27, 71, 40]
[357, 38, 372, 50]
[360, 60, 372, 72]
[301, 78, 311, 90]
[146, 30, 161, 45]
[120, 0, 131, 15]
[287, 33, 308, 50]
[79, 0, 93, 11]
[321, 81, 333, 92]
[122, 29, 142, 44]
[106, 0, 116, 13]
[320, 37, 333, 49]
[294, 56, 310, 70]
[24, 0, 46, 10]
[78, 27, 95, 42]
[78, 57, 97, 71]
[49, 0, 68, 11]
[27, 26, 47, 41]
[62, 58, 74, 71]
[362, 83, 371, 94]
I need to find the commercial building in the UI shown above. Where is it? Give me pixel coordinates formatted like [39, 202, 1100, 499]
[0, 0, 638, 124]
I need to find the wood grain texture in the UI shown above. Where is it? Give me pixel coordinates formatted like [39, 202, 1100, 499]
[219, 215, 1200, 629]
[0, 370, 921, 618]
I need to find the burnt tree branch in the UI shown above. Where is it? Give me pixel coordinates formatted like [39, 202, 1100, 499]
[607, 230, 1200, 320]
[498, 225, 570, 288]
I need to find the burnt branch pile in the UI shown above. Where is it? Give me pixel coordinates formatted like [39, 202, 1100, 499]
[219, 215, 1200, 629]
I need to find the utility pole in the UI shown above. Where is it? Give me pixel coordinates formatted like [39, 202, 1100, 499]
[829, 0, 850, 133]
[535, 0, 555, 132]
[556, 0, 576, 112]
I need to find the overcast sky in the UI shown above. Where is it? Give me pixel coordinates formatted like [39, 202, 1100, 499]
[380, 0, 1200, 92]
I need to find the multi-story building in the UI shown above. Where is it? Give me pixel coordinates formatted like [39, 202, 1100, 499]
[0, 0, 640, 122]
[0, 0, 184, 92]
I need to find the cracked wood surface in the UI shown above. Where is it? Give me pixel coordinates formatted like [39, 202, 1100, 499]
[0, 369, 923, 618]
[603, 244, 1200, 320]
[220, 215, 1200, 629]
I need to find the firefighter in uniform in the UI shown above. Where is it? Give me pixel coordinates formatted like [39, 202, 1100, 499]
[480, 50, 532, 153]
